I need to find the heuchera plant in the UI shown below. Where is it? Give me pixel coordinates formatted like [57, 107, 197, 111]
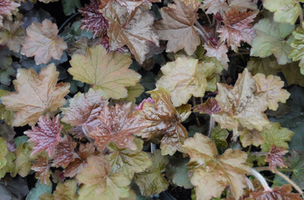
[1, 0, 304, 199]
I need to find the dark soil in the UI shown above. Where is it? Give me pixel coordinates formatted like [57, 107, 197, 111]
[167, 185, 192, 200]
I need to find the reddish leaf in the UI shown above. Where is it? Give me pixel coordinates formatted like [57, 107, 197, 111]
[100, 0, 158, 13]
[0, 0, 19, 27]
[218, 8, 257, 52]
[89, 102, 149, 151]
[25, 115, 62, 157]
[204, 41, 229, 70]
[135, 88, 191, 155]
[249, 184, 302, 200]
[193, 98, 221, 115]
[266, 144, 288, 172]
[61, 89, 108, 139]
[52, 136, 77, 168]
[64, 143, 96, 178]
[79, 0, 109, 38]
[32, 156, 51, 185]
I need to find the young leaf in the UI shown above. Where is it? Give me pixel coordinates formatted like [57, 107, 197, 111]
[266, 144, 288, 172]
[61, 89, 108, 138]
[64, 143, 96, 178]
[183, 133, 249, 200]
[21, 19, 67, 65]
[135, 88, 191, 156]
[13, 142, 33, 177]
[103, 2, 159, 64]
[52, 136, 76, 168]
[193, 98, 221, 115]
[260, 122, 294, 152]
[218, 8, 257, 52]
[0, 19, 26, 52]
[133, 150, 169, 196]
[0, 137, 8, 168]
[32, 156, 51, 186]
[52, 180, 78, 200]
[238, 126, 265, 148]
[249, 184, 302, 200]
[263, 0, 302, 25]
[77, 155, 130, 200]
[156, 56, 207, 107]
[89, 102, 149, 151]
[0, 64, 70, 127]
[107, 138, 152, 180]
[288, 25, 304, 74]
[69, 45, 141, 99]
[25, 115, 62, 157]
[0, 0, 19, 27]
[155, 0, 200, 55]
[204, 41, 229, 70]
[79, 0, 108, 38]
[250, 18, 294, 65]
[254, 73, 290, 111]
[213, 69, 269, 131]
[210, 126, 229, 148]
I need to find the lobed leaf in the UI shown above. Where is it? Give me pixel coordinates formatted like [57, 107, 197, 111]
[250, 18, 294, 65]
[249, 184, 302, 200]
[77, 155, 130, 200]
[25, 115, 62, 157]
[32, 156, 51, 186]
[133, 150, 169, 196]
[21, 19, 67, 65]
[155, 0, 199, 55]
[89, 102, 149, 151]
[69, 45, 141, 99]
[266, 144, 288, 172]
[107, 138, 152, 180]
[156, 56, 207, 107]
[135, 88, 191, 155]
[0, 64, 70, 127]
[52, 136, 76, 168]
[183, 133, 249, 200]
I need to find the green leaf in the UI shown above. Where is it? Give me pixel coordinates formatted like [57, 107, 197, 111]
[281, 61, 304, 87]
[133, 150, 169, 196]
[246, 56, 279, 76]
[260, 122, 294, 152]
[0, 137, 8, 168]
[0, 176, 29, 199]
[0, 151, 15, 178]
[52, 180, 78, 200]
[250, 18, 294, 65]
[287, 150, 304, 189]
[210, 126, 229, 148]
[26, 181, 52, 200]
[107, 138, 152, 180]
[13, 142, 33, 177]
[270, 86, 304, 128]
[59, 21, 93, 45]
[69, 45, 141, 99]
[263, 0, 301, 25]
[166, 157, 193, 189]
[0, 66, 15, 86]
[289, 24, 304, 74]
[122, 83, 144, 103]
[61, 0, 81, 16]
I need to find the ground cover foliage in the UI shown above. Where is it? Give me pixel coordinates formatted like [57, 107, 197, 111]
[0, 0, 304, 199]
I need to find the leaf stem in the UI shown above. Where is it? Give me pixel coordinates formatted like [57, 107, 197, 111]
[192, 97, 201, 126]
[250, 168, 272, 192]
[250, 152, 267, 156]
[254, 166, 304, 198]
[207, 116, 215, 138]
[194, 21, 209, 42]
